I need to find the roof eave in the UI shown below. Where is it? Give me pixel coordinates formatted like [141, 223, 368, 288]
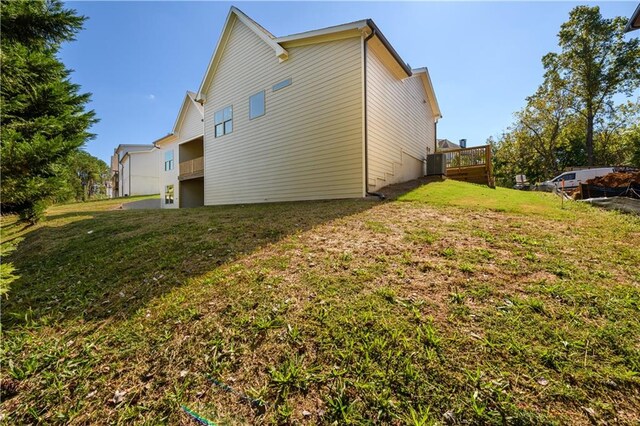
[366, 19, 412, 78]
[171, 91, 204, 135]
[412, 67, 442, 120]
[625, 4, 640, 32]
[153, 133, 177, 148]
[275, 20, 369, 44]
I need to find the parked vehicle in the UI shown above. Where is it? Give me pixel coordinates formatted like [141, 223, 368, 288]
[538, 168, 615, 192]
[513, 174, 531, 190]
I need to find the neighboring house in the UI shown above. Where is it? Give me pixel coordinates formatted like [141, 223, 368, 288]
[189, 7, 441, 205]
[626, 3, 640, 32]
[437, 139, 461, 151]
[111, 144, 160, 197]
[155, 91, 205, 208]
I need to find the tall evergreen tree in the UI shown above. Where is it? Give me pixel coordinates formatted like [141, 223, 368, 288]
[543, 6, 640, 166]
[1, 0, 97, 222]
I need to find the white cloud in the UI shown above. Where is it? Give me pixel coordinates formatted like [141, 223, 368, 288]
[147, 94, 156, 101]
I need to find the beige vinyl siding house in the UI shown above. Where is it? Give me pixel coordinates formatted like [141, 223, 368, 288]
[200, 17, 364, 204]
[169, 6, 441, 206]
[366, 46, 437, 190]
[156, 91, 205, 209]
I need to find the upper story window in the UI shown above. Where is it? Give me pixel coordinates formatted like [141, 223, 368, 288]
[164, 150, 174, 171]
[249, 91, 265, 120]
[214, 106, 233, 137]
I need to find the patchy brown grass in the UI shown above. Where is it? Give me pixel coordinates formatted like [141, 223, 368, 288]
[2, 180, 639, 424]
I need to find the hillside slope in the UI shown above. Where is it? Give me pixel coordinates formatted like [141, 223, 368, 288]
[2, 181, 639, 424]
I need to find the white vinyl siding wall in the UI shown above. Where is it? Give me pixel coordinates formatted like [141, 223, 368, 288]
[203, 20, 363, 205]
[366, 47, 435, 190]
[179, 102, 204, 143]
[128, 151, 160, 196]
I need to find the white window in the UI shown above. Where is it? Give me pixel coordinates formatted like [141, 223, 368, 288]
[249, 91, 265, 119]
[164, 150, 174, 171]
[165, 185, 174, 204]
[214, 106, 233, 137]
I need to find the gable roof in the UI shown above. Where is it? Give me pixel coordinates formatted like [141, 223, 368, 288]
[195, 7, 440, 119]
[171, 91, 204, 135]
[437, 139, 460, 150]
[412, 68, 442, 119]
[197, 7, 288, 101]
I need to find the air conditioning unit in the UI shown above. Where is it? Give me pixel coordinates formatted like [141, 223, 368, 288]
[426, 153, 446, 176]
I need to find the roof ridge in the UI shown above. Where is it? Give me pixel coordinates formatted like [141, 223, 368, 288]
[232, 6, 276, 39]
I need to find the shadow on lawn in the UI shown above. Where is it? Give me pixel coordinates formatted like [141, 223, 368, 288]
[2, 196, 390, 329]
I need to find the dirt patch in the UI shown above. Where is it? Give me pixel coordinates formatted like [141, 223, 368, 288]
[587, 171, 640, 187]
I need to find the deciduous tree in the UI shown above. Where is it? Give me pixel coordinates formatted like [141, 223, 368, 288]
[543, 5, 640, 165]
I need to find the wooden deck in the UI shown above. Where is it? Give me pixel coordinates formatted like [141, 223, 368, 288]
[442, 145, 494, 187]
[178, 157, 204, 181]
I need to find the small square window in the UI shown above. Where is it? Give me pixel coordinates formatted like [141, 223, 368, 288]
[249, 91, 265, 119]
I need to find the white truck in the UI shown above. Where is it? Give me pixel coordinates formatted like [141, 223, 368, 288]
[539, 168, 615, 192]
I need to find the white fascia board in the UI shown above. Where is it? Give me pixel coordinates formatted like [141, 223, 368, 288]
[196, 7, 289, 102]
[171, 94, 192, 135]
[153, 133, 178, 148]
[171, 91, 203, 135]
[196, 8, 236, 103]
[412, 67, 442, 120]
[275, 20, 370, 45]
[232, 7, 288, 62]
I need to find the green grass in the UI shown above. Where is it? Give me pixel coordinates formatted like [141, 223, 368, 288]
[1, 180, 639, 424]
[397, 179, 583, 219]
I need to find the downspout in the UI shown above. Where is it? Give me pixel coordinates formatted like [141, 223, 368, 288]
[363, 27, 385, 200]
[430, 120, 438, 176]
[434, 121, 437, 153]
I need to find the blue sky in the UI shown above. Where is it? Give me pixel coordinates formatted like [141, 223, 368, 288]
[60, 1, 638, 164]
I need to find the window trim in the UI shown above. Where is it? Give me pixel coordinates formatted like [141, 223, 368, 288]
[214, 105, 233, 138]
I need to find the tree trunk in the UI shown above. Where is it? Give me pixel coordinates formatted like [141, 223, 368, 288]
[586, 113, 594, 166]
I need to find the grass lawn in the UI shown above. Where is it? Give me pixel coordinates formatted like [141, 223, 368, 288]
[1, 180, 639, 425]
